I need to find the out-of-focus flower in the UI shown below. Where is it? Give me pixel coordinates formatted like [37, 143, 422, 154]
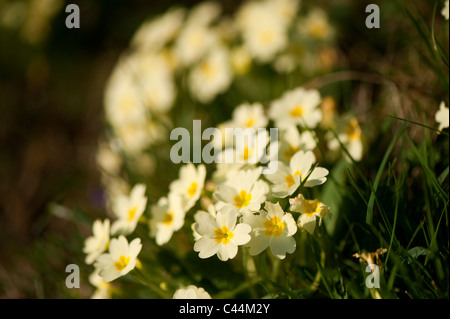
[95, 236, 142, 282]
[96, 142, 123, 176]
[230, 46, 252, 74]
[278, 125, 317, 164]
[435, 101, 449, 131]
[320, 96, 337, 130]
[186, 1, 222, 27]
[173, 285, 212, 299]
[104, 66, 146, 128]
[230, 102, 268, 129]
[264, 150, 329, 198]
[111, 184, 148, 235]
[129, 52, 176, 113]
[188, 46, 233, 103]
[193, 205, 251, 261]
[268, 0, 300, 27]
[217, 128, 269, 167]
[174, 22, 218, 67]
[298, 8, 334, 40]
[83, 219, 111, 265]
[327, 116, 363, 162]
[214, 168, 269, 213]
[236, 0, 291, 63]
[442, 0, 449, 20]
[192, 204, 217, 241]
[149, 195, 185, 246]
[273, 53, 297, 73]
[169, 163, 207, 211]
[89, 269, 113, 299]
[269, 87, 322, 130]
[289, 194, 330, 234]
[243, 201, 297, 259]
[131, 7, 186, 52]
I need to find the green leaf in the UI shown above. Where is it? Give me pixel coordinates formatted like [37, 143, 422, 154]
[406, 246, 431, 263]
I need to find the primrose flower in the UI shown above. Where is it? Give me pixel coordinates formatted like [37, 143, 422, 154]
[173, 285, 212, 299]
[95, 236, 142, 282]
[188, 46, 233, 103]
[216, 128, 270, 167]
[131, 51, 176, 113]
[230, 46, 252, 74]
[89, 269, 113, 299]
[104, 66, 145, 128]
[230, 102, 268, 129]
[110, 184, 148, 235]
[174, 22, 218, 67]
[299, 8, 334, 40]
[243, 201, 297, 259]
[442, 0, 449, 20]
[264, 150, 329, 198]
[214, 167, 269, 213]
[149, 195, 186, 246]
[289, 194, 330, 234]
[186, 1, 222, 27]
[237, 0, 289, 62]
[327, 116, 363, 162]
[131, 7, 186, 52]
[83, 219, 111, 265]
[192, 204, 217, 241]
[269, 87, 322, 130]
[435, 101, 449, 132]
[193, 205, 251, 261]
[169, 163, 206, 211]
[278, 125, 317, 164]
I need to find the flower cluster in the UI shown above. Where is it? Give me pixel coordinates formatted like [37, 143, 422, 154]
[101, 0, 341, 160]
[84, 0, 370, 299]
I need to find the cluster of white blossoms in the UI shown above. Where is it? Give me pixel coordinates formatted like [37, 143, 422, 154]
[84, 0, 370, 299]
[84, 84, 346, 297]
[101, 0, 339, 160]
[83, 184, 147, 295]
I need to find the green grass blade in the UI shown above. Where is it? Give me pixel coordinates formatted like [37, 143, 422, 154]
[366, 125, 407, 225]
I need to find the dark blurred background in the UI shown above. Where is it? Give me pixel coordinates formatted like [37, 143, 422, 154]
[0, 0, 447, 298]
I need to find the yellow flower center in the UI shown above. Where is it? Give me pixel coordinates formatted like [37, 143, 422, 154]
[201, 61, 216, 77]
[345, 118, 361, 141]
[310, 22, 327, 38]
[245, 117, 255, 127]
[127, 206, 138, 222]
[241, 147, 254, 161]
[260, 30, 274, 44]
[233, 190, 252, 208]
[263, 216, 285, 237]
[119, 95, 136, 114]
[283, 145, 300, 162]
[303, 200, 321, 217]
[162, 212, 174, 226]
[285, 170, 302, 188]
[187, 182, 198, 198]
[214, 225, 234, 244]
[114, 255, 130, 271]
[290, 106, 304, 118]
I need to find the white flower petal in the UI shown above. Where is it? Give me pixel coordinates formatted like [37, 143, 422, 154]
[217, 241, 238, 261]
[194, 212, 218, 236]
[248, 233, 270, 256]
[269, 234, 296, 259]
[232, 223, 252, 245]
[194, 237, 219, 259]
